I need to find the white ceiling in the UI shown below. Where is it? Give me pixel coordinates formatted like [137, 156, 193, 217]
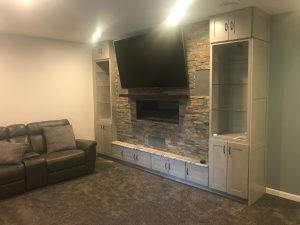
[0, 0, 299, 43]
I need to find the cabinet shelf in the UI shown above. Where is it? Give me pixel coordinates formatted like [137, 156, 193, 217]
[212, 108, 247, 112]
[212, 59, 248, 65]
[212, 83, 248, 86]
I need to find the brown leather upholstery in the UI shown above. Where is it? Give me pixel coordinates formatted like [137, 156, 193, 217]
[0, 127, 8, 140]
[44, 149, 85, 173]
[0, 119, 96, 200]
[0, 164, 25, 185]
[27, 119, 70, 154]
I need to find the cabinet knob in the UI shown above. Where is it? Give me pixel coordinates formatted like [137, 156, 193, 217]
[230, 21, 234, 31]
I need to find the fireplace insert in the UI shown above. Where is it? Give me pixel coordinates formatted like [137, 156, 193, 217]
[136, 100, 179, 124]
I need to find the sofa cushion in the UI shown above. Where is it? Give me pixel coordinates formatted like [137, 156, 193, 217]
[0, 127, 8, 141]
[27, 119, 70, 154]
[45, 149, 85, 172]
[0, 141, 28, 165]
[0, 164, 25, 185]
[43, 125, 76, 153]
[7, 124, 32, 152]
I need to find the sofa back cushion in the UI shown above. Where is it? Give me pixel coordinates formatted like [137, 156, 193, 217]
[0, 127, 8, 141]
[27, 119, 70, 154]
[0, 141, 28, 165]
[43, 125, 76, 153]
[7, 124, 31, 152]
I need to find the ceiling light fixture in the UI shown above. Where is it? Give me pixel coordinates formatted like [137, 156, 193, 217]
[91, 29, 102, 43]
[165, 0, 194, 27]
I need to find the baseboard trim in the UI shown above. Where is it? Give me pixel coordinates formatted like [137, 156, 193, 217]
[266, 188, 300, 202]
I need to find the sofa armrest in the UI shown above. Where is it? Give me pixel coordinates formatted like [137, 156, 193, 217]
[23, 152, 40, 160]
[75, 139, 97, 162]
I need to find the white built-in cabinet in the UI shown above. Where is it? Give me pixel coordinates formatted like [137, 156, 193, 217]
[112, 141, 209, 187]
[209, 7, 270, 205]
[209, 139, 248, 199]
[210, 8, 270, 43]
[93, 41, 114, 156]
[151, 155, 186, 180]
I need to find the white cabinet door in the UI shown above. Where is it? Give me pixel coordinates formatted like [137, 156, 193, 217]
[151, 155, 169, 175]
[229, 8, 252, 40]
[209, 139, 227, 192]
[96, 124, 111, 156]
[227, 142, 249, 199]
[95, 124, 104, 154]
[111, 145, 123, 160]
[186, 163, 208, 186]
[210, 14, 229, 43]
[136, 151, 152, 169]
[168, 158, 186, 180]
[93, 42, 110, 61]
[102, 124, 112, 156]
[123, 148, 137, 164]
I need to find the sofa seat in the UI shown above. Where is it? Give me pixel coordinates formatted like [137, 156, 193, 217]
[44, 149, 85, 173]
[0, 164, 24, 185]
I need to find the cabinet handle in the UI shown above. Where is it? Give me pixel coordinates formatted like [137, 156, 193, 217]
[165, 162, 167, 169]
[136, 155, 138, 161]
[133, 154, 136, 160]
[186, 168, 189, 175]
[230, 21, 234, 31]
[168, 163, 171, 170]
[121, 151, 123, 157]
[225, 22, 228, 31]
[229, 147, 231, 155]
[98, 48, 102, 55]
[223, 145, 226, 154]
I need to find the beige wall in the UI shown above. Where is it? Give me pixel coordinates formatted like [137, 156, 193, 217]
[0, 34, 94, 139]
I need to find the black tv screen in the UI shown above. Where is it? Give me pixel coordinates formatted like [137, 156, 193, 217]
[114, 28, 188, 88]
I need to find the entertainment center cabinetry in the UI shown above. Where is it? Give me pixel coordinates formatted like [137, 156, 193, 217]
[112, 141, 209, 187]
[93, 7, 269, 205]
[209, 7, 270, 205]
[93, 41, 114, 156]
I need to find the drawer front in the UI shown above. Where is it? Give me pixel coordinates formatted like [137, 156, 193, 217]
[136, 151, 152, 169]
[151, 155, 168, 174]
[186, 163, 208, 186]
[123, 148, 137, 164]
[111, 145, 123, 160]
[168, 158, 186, 180]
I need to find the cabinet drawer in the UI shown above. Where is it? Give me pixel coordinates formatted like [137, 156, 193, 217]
[123, 148, 137, 164]
[186, 163, 208, 186]
[151, 155, 168, 174]
[168, 158, 186, 180]
[136, 151, 151, 169]
[111, 145, 124, 160]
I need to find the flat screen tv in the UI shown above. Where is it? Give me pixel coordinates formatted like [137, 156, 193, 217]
[114, 28, 188, 88]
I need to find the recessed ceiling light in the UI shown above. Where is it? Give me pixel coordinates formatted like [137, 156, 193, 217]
[91, 29, 102, 43]
[165, 0, 194, 27]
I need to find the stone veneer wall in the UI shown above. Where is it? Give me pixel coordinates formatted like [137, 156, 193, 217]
[112, 21, 210, 161]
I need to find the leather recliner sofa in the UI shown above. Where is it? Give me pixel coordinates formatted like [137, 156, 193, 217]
[0, 119, 97, 199]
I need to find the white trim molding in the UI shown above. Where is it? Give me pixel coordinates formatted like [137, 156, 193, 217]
[266, 188, 300, 203]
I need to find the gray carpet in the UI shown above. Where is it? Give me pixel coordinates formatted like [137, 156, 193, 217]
[0, 157, 299, 225]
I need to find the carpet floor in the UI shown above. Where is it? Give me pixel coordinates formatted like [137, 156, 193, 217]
[0, 157, 299, 225]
